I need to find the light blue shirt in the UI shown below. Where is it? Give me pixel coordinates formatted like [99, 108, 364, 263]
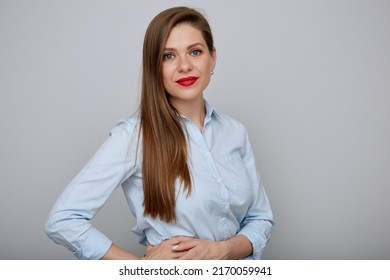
[45, 102, 274, 260]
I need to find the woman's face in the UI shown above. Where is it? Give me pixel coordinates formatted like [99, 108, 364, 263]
[162, 23, 216, 107]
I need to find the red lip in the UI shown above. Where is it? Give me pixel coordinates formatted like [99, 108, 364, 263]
[176, 76, 198, 86]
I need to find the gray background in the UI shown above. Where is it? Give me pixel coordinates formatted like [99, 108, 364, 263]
[1, 0, 389, 260]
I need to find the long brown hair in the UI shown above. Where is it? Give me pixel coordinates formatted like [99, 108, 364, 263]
[139, 7, 214, 222]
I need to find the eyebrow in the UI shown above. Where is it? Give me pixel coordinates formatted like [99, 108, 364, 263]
[164, 43, 206, 52]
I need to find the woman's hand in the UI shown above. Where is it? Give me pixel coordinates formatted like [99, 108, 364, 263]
[170, 236, 229, 260]
[144, 235, 252, 260]
[142, 238, 188, 259]
[171, 235, 252, 260]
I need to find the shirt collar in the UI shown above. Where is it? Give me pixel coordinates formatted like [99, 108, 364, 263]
[205, 100, 221, 121]
[180, 100, 220, 126]
[180, 100, 221, 124]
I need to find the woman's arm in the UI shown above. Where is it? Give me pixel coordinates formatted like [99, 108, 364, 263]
[101, 244, 141, 260]
[102, 240, 192, 260]
[45, 120, 138, 260]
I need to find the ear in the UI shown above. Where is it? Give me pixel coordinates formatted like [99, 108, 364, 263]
[211, 47, 217, 71]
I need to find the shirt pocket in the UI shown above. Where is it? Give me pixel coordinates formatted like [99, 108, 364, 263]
[223, 150, 251, 192]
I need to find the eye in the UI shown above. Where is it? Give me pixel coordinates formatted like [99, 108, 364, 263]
[191, 49, 202, 56]
[163, 53, 174, 60]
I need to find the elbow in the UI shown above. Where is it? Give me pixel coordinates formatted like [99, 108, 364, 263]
[44, 211, 67, 243]
[44, 213, 73, 250]
[44, 214, 58, 240]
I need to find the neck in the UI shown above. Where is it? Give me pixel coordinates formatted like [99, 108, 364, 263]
[171, 98, 206, 131]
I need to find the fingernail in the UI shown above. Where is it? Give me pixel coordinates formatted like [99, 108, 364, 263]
[172, 245, 179, 250]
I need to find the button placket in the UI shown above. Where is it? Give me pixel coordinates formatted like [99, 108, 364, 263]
[186, 119, 233, 239]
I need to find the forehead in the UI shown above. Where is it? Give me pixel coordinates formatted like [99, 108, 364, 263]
[165, 24, 205, 48]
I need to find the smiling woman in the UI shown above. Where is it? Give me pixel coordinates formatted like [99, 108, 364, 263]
[162, 24, 216, 130]
[44, 6, 274, 260]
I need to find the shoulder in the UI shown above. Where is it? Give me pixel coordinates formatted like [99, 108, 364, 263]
[109, 113, 140, 141]
[213, 111, 248, 135]
[206, 101, 247, 133]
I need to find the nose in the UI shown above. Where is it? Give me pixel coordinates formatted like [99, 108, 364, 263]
[177, 55, 192, 73]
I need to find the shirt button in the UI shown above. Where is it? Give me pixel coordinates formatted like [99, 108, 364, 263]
[217, 178, 223, 183]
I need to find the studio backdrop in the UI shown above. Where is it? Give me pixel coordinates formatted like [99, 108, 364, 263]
[1, 0, 389, 259]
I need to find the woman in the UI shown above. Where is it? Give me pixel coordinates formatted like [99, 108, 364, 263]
[45, 6, 274, 260]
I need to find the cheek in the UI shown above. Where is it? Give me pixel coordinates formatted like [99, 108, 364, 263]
[202, 75, 212, 89]
[162, 61, 172, 73]
[162, 66, 169, 81]
[200, 59, 214, 74]
[201, 63, 213, 80]
[162, 69, 172, 87]
[162, 73, 169, 86]
[162, 66, 176, 93]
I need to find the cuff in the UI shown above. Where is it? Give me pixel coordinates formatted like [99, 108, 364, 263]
[237, 220, 273, 259]
[73, 228, 112, 260]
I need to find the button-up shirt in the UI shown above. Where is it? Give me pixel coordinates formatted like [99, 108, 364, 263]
[45, 102, 274, 260]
